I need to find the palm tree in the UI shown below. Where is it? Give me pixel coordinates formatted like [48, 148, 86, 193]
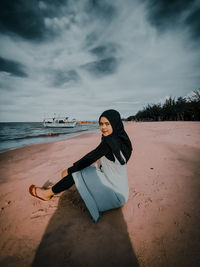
[186, 89, 200, 120]
[175, 97, 187, 120]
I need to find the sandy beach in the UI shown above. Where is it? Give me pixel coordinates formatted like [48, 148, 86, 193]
[0, 121, 200, 267]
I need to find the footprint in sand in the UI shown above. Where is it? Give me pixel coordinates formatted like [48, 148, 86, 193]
[1, 201, 12, 212]
[30, 206, 57, 219]
[31, 209, 47, 219]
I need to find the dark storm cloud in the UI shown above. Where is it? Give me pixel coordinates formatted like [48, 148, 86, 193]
[0, 0, 69, 41]
[0, 57, 27, 77]
[85, 32, 99, 47]
[81, 57, 118, 77]
[84, 1, 117, 48]
[144, 0, 200, 41]
[0, 0, 116, 42]
[52, 70, 80, 87]
[85, 0, 117, 21]
[185, 7, 200, 40]
[0, 0, 45, 40]
[89, 43, 119, 59]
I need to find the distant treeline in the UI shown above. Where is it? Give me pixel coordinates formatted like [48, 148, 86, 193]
[127, 89, 200, 122]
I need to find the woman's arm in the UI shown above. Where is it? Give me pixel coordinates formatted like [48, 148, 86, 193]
[66, 140, 110, 174]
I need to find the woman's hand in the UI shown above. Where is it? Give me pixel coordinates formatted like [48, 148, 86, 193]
[61, 169, 68, 178]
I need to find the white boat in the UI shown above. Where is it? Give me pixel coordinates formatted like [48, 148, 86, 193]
[43, 116, 76, 128]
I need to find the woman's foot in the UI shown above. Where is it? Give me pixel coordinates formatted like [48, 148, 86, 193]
[29, 185, 55, 201]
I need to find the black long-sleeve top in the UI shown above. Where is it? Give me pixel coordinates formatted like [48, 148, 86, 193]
[67, 141, 111, 175]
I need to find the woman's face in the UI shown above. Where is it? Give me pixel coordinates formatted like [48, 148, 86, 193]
[99, 116, 113, 136]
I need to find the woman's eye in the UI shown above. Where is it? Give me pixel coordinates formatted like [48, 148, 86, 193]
[100, 122, 109, 126]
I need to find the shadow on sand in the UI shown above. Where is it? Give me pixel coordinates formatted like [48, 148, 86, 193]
[31, 186, 139, 267]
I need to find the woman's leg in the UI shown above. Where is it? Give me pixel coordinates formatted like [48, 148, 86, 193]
[29, 174, 75, 201]
[51, 173, 75, 194]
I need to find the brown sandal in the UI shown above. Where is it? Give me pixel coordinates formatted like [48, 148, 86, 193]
[29, 184, 50, 201]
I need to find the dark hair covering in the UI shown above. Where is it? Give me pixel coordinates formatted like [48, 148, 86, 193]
[99, 109, 133, 165]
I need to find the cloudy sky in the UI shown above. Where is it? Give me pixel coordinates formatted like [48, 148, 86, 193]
[0, 0, 199, 121]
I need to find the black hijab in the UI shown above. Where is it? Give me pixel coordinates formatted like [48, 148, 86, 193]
[99, 109, 133, 165]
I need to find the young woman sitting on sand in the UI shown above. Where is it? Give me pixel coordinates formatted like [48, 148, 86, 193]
[29, 109, 132, 222]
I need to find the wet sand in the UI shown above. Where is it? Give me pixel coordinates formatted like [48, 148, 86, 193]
[0, 121, 200, 267]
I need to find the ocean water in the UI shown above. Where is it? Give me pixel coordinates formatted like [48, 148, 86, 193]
[0, 122, 99, 152]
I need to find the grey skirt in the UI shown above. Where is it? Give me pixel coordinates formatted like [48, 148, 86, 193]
[72, 166, 126, 222]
